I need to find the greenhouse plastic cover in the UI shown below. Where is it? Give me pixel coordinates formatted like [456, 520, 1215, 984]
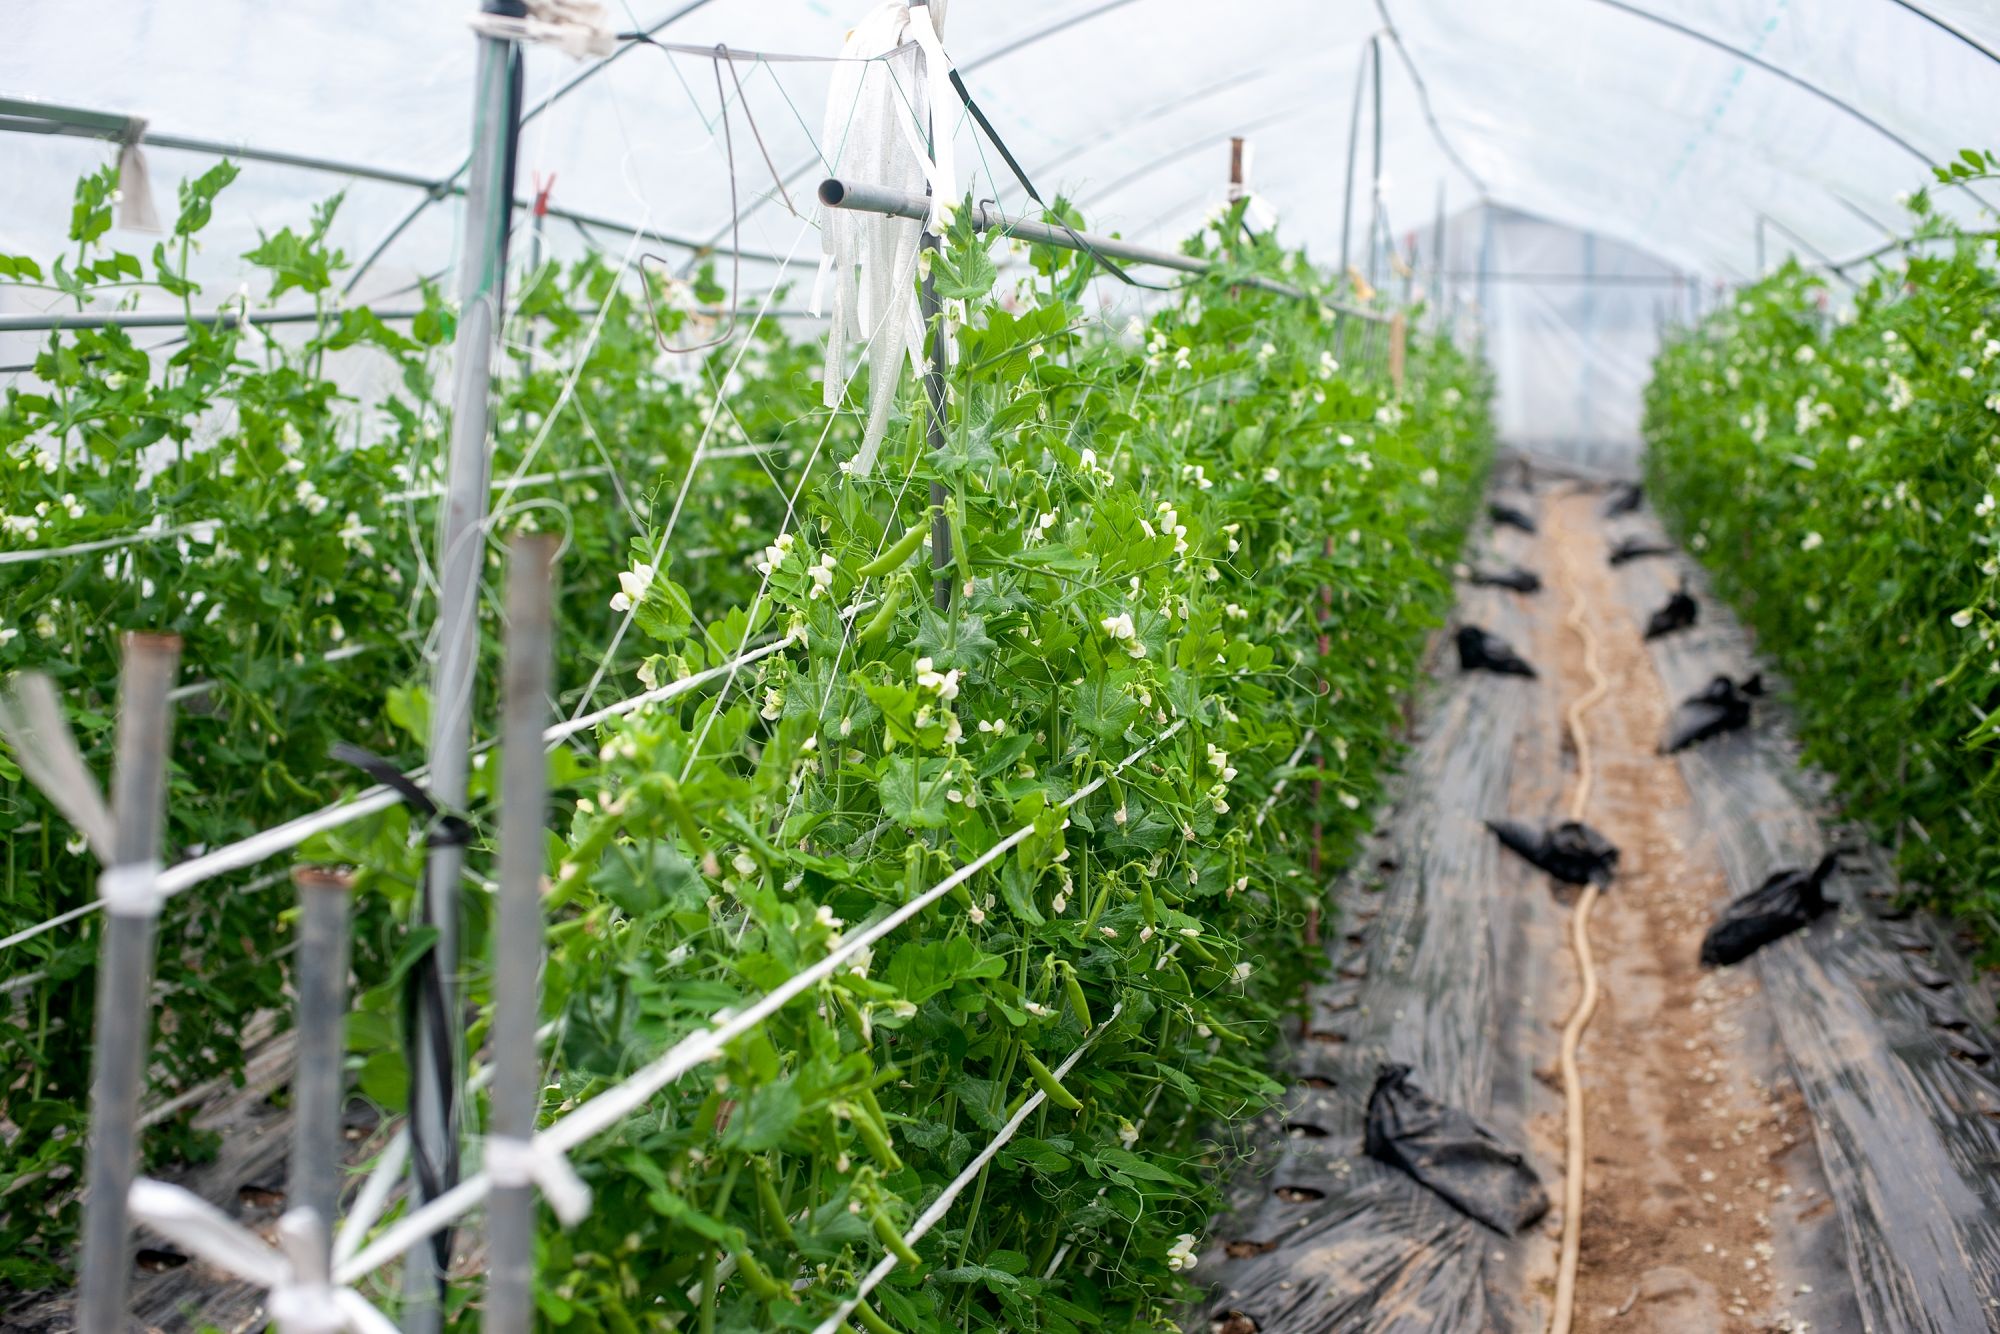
[5, 0, 1999, 466]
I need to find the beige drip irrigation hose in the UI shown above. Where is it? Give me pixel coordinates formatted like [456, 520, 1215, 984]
[1550, 493, 1611, 1334]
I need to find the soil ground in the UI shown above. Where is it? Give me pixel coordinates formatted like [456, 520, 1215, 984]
[1532, 490, 1825, 1333]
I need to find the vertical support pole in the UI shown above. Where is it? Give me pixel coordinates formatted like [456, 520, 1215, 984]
[1578, 231, 1598, 465]
[77, 632, 179, 1334]
[488, 534, 559, 1334]
[1389, 313, 1408, 392]
[1228, 136, 1246, 202]
[408, 7, 521, 1325]
[1367, 34, 1385, 292]
[1338, 40, 1369, 301]
[289, 867, 353, 1235]
[1432, 181, 1447, 332]
[920, 249, 952, 611]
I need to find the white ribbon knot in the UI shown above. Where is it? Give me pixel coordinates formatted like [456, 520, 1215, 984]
[486, 1134, 593, 1226]
[127, 1180, 398, 1334]
[98, 860, 164, 918]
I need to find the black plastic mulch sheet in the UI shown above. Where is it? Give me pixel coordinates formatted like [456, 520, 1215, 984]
[1607, 534, 1674, 565]
[1603, 482, 1644, 517]
[1363, 1065, 1549, 1234]
[1611, 525, 2000, 1332]
[1700, 852, 1837, 966]
[1660, 672, 1762, 752]
[1468, 565, 1542, 593]
[1198, 578, 1561, 1334]
[1488, 501, 1537, 533]
[1644, 584, 1698, 640]
[1455, 625, 1536, 677]
[1486, 818, 1619, 886]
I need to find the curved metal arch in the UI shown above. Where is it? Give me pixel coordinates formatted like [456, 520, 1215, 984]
[1374, 0, 1489, 200]
[677, 0, 1148, 272]
[1887, 0, 2000, 70]
[343, 0, 725, 294]
[1583, 0, 1994, 213]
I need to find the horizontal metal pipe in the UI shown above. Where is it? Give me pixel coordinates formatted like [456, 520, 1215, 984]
[819, 176, 1393, 315]
[0, 98, 784, 264]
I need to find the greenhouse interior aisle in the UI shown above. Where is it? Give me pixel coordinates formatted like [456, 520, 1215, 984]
[1197, 474, 2000, 1334]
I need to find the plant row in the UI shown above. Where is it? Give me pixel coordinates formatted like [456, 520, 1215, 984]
[378, 206, 1495, 1331]
[1644, 164, 2000, 962]
[0, 164, 803, 1287]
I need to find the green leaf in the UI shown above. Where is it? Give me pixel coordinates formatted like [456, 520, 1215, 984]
[877, 756, 949, 829]
[883, 936, 1006, 1005]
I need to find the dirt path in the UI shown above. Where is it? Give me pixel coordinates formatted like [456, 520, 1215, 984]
[1536, 490, 1821, 1332]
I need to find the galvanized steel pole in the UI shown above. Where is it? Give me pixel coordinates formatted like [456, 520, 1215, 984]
[289, 867, 353, 1236]
[406, 5, 522, 1324]
[77, 633, 179, 1334]
[487, 534, 558, 1334]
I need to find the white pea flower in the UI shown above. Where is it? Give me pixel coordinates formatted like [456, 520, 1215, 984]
[1953, 609, 1975, 628]
[1038, 510, 1057, 531]
[1800, 531, 1823, 551]
[1166, 1234, 1199, 1272]
[761, 687, 784, 720]
[1173, 345, 1191, 371]
[610, 562, 654, 612]
[1978, 494, 1995, 519]
[1025, 1001, 1054, 1018]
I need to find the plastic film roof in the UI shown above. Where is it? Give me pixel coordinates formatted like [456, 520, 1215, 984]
[4, 1, 1998, 465]
[7, 0, 1999, 295]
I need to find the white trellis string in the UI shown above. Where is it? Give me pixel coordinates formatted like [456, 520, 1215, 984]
[0, 520, 218, 568]
[333, 720, 1185, 1284]
[0, 634, 801, 951]
[565, 216, 817, 721]
[812, 1000, 1128, 1334]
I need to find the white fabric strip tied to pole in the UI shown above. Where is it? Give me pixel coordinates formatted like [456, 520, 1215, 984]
[126, 1184, 399, 1334]
[814, 0, 955, 477]
[483, 1135, 592, 1225]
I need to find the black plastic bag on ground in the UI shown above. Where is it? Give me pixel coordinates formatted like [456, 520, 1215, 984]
[1700, 853, 1839, 966]
[1363, 1064, 1550, 1234]
[1604, 482, 1644, 517]
[1608, 535, 1674, 566]
[1489, 501, 1536, 533]
[1486, 818, 1619, 886]
[1470, 565, 1542, 593]
[1456, 625, 1537, 677]
[1661, 673, 1762, 752]
[1645, 584, 1698, 640]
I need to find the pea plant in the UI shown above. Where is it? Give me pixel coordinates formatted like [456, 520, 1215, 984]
[426, 203, 1496, 1331]
[1645, 159, 2000, 960]
[0, 166, 803, 1288]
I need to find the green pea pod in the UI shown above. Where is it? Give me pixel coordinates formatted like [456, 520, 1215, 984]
[1138, 878, 1158, 927]
[856, 577, 905, 643]
[731, 1245, 792, 1303]
[856, 513, 932, 577]
[871, 1206, 923, 1267]
[949, 499, 972, 590]
[1020, 1049, 1083, 1111]
[846, 1098, 903, 1172]
[1060, 964, 1093, 1030]
[1178, 933, 1218, 965]
[851, 1299, 901, 1334]
[754, 1158, 796, 1247]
